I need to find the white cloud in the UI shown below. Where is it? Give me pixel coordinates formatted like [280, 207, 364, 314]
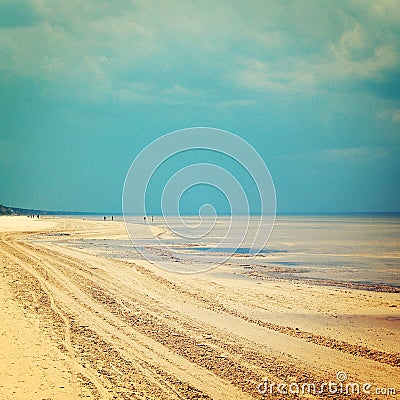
[233, 18, 398, 94]
[323, 146, 387, 161]
[336, 23, 365, 55]
[161, 84, 199, 98]
[326, 36, 397, 81]
[113, 82, 154, 104]
[233, 57, 316, 94]
[1, 0, 399, 103]
[217, 99, 255, 108]
[0, 1, 161, 103]
[158, 85, 203, 105]
[231, 0, 400, 95]
[278, 146, 388, 162]
[378, 109, 400, 123]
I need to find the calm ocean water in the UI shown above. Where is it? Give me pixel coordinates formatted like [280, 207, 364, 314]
[59, 214, 400, 287]
[257, 215, 400, 287]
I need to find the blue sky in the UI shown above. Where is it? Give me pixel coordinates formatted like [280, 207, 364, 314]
[1, 0, 399, 213]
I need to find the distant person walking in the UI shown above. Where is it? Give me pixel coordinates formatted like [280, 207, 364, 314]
[104, 216, 106, 221]
[111, 216, 114, 221]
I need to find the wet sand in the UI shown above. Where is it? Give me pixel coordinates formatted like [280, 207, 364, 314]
[0, 216, 399, 399]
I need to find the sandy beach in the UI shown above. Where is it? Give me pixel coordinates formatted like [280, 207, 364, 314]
[0, 216, 399, 399]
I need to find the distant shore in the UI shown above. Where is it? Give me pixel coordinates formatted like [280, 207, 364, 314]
[2, 203, 400, 217]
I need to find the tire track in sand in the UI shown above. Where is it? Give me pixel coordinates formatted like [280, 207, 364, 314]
[0, 232, 112, 400]
[1, 232, 253, 399]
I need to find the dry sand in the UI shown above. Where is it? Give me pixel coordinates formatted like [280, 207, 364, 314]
[0, 216, 399, 399]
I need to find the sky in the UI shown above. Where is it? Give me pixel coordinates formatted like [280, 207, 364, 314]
[1, 0, 399, 214]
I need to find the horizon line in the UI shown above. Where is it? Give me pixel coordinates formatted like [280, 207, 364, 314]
[1, 205, 400, 217]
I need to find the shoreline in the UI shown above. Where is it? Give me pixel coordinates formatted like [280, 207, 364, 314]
[241, 269, 400, 293]
[27, 213, 400, 290]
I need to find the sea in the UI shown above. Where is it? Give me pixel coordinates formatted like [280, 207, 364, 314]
[47, 214, 400, 289]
